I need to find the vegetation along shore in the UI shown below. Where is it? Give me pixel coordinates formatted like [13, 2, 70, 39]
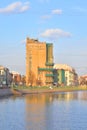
[0, 86, 87, 97]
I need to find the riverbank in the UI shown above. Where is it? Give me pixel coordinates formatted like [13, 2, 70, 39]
[11, 86, 87, 95]
[0, 86, 87, 97]
[0, 88, 13, 97]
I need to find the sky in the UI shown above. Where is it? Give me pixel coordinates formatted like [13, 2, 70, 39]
[0, 0, 87, 76]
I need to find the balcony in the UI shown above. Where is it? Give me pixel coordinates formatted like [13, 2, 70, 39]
[45, 62, 54, 66]
[38, 68, 53, 71]
[45, 74, 54, 77]
[45, 80, 54, 83]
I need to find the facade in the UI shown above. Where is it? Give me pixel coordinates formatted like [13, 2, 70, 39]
[0, 66, 12, 87]
[65, 69, 78, 86]
[26, 37, 54, 86]
[11, 71, 22, 85]
[53, 69, 66, 86]
[79, 75, 87, 85]
[58, 69, 66, 86]
[65, 70, 74, 86]
[11, 71, 26, 86]
[54, 64, 78, 86]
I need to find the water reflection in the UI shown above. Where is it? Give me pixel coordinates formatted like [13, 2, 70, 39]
[0, 91, 87, 130]
[25, 91, 87, 130]
[25, 91, 87, 103]
[25, 94, 50, 130]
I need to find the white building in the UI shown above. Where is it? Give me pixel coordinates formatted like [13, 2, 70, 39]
[54, 64, 78, 86]
[0, 65, 12, 87]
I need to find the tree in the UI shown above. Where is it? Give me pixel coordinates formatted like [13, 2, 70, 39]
[21, 75, 26, 85]
[36, 78, 42, 86]
[28, 71, 35, 86]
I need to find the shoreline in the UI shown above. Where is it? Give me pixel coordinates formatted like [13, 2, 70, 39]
[11, 86, 87, 95]
[0, 87, 87, 97]
[0, 88, 13, 97]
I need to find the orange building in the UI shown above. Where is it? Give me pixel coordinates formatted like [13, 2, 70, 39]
[26, 37, 54, 86]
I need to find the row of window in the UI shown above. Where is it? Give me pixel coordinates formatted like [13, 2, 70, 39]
[0, 70, 6, 75]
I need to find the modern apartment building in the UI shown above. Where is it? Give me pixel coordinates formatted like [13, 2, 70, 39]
[57, 69, 66, 86]
[26, 37, 54, 86]
[54, 64, 78, 86]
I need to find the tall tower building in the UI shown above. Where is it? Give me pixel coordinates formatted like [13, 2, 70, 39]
[26, 37, 54, 86]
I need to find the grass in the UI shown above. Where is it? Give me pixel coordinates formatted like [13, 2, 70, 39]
[11, 85, 87, 92]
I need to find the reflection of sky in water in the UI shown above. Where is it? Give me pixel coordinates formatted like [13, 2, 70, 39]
[25, 91, 87, 130]
[0, 91, 87, 130]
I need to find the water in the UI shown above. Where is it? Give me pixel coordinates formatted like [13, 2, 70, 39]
[0, 91, 87, 130]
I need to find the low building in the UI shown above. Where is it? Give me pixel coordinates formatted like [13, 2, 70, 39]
[54, 64, 78, 86]
[11, 71, 26, 86]
[65, 69, 74, 86]
[53, 69, 66, 86]
[11, 71, 21, 85]
[58, 69, 66, 86]
[0, 65, 12, 87]
[79, 75, 87, 85]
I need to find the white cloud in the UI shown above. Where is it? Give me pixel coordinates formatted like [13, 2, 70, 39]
[38, 0, 49, 3]
[41, 14, 51, 20]
[74, 6, 87, 13]
[52, 9, 62, 15]
[0, 1, 30, 14]
[40, 29, 72, 40]
[41, 9, 63, 20]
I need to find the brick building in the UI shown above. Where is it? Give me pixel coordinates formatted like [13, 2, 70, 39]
[26, 37, 54, 86]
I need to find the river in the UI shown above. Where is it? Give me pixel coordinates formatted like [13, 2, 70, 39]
[0, 91, 87, 130]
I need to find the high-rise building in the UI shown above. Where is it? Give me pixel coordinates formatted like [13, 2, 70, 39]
[26, 37, 54, 86]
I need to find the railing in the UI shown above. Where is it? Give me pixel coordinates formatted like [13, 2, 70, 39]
[45, 80, 54, 83]
[45, 74, 54, 77]
[45, 62, 54, 66]
[38, 68, 53, 71]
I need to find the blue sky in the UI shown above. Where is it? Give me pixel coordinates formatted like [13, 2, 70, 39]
[0, 0, 87, 76]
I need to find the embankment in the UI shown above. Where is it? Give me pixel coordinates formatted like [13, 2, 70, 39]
[0, 88, 13, 97]
[0, 86, 87, 97]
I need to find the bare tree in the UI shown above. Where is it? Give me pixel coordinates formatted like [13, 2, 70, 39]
[28, 71, 35, 86]
[21, 75, 26, 85]
[36, 78, 42, 86]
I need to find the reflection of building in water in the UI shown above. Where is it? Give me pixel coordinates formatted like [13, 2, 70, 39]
[61, 92, 78, 101]
[25, 94, 53, 130]
[25, 92, 81, 129]
[52, 92, 78, 101]
[78, 91, 87, 100]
